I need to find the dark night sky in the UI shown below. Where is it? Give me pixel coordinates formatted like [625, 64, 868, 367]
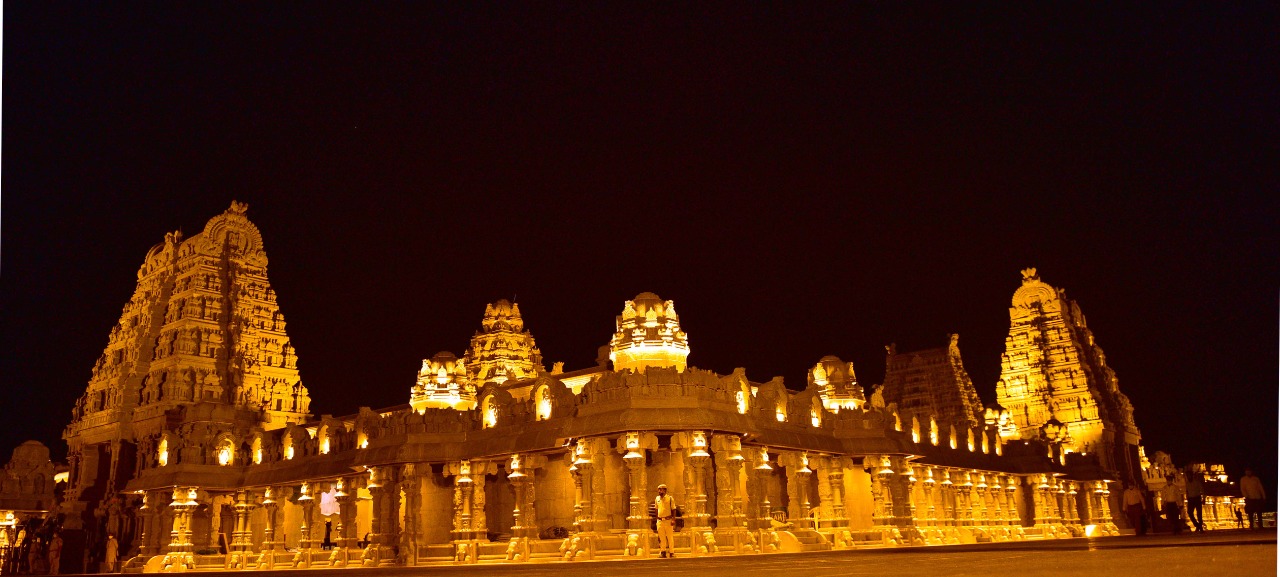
[4, 4, 1277, 487]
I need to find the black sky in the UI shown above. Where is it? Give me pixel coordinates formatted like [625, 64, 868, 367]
[3, 4, 1277, 486]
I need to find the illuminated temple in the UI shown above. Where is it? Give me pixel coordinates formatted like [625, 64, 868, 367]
[33, 204, 1243, 572]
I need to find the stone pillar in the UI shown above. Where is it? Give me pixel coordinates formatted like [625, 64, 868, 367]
[616, 431, 658, 557]
[1003, 476, 1021, 526]
[955, 471, 973, 527]
[167, 487, 198, 554]
[400, 464, 422, 565]
[918, 468, 937, 527]
[1093, 481, 1117, 533]
[869, 457, 893, 527]
[780, 451, 806, 527]
[296, 483, 316, 567]
[748, 447, 774, 531]
[712, 435, 747, 531]
[260, 487, 282, 568]
[230, 489, 256, 553]
[504, 453, 546, 562]
[826, 457, 849, 528]
[135, 491, 154, 557]
[677, 431, 712, 531]
[892, 457, 918, 528]
[939, 469, 956, 527]
[331, 478, 358, 567]
[569, 440, 592, 534]
[445, 460, 494, 563]
[584, 438, 611, 534]
[368, 466, 401, 565]
[972, 474, 989, 527]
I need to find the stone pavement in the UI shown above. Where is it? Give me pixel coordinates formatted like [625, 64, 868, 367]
[104, 529, 1276, 577]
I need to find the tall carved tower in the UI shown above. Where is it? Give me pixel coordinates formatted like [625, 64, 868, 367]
[881, 335, 985, 427]
[995, 268, 1142, 482]
[463, 299, 544, 384]
[62, 202, 311, 547]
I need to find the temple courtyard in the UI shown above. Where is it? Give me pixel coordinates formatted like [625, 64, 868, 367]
[109, 530, 1276, 577]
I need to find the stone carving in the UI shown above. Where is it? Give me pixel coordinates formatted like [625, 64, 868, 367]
[995, 268, 1142, 483]
[880, 335, 984, 428]
[411, 352, 475, 411]
[608, 292, 689, 373]
[463, 299, 545, 384]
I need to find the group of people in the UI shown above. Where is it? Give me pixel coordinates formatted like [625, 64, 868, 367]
[1122, 467, 1268, 535]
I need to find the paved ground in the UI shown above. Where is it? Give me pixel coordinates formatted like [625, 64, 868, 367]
[106, 530, 1280, 577]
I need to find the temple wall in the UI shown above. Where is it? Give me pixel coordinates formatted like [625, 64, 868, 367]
[533, 456, 575, 534]
[845, 467, 872, 529]
[486, 474, 515, 537]
[420, 471, 453, 544]
[280, 500, 301, 548]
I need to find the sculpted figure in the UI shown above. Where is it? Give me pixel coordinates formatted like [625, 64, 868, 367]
[624, 533, 641, 556]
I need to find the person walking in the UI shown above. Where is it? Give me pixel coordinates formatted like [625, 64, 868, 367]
[654, 484, 677, 558]
[1184, 468, 1205, 532]
[1240, 468, 1267, 529]
[1123, 483, 1147, 535]
[1160, 475, 1184, 535]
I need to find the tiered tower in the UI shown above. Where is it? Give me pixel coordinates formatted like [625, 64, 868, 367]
[61, 202, 311, 547]
[607, 292, 689, 373]
[410, 351, 475, 411]
[463, 299, 544, 384]
[881, 335, 985, 427]
[809, 356, 865, 411]
[995, 268, 1142, 481]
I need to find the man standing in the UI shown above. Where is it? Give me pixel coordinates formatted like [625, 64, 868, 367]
[1240, 468, 1267, 529]
[47, 533, 63, 575]
[1160, 475, 1184, 535]
[1122, 483, 1147, 535]
[654, 484, 676, 558]
[1184, 468, 1205, 532]
[104, 535, 119, 573]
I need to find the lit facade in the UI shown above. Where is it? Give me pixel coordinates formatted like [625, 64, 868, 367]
[45, 204, 1232, 573]
[994, 268, 1143, 485]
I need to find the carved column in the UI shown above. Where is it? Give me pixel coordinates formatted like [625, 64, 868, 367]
[749, 447, 774, 531]
[230, 489, 256, 553]
[680, 432, 712, 530]
[400, 464, 422, 565]
[955, 471, 973, 527]
[939, 469, 957, 526]
[332, 478, 358, 567]
[827, 457, 849, 528]
[368, 466, 400, 565]
[135, 491, 154, 557]
[167, 487, 198, 554]
[917, 468, 937, 528]
[1004, 476, 1021, 526]
[569, 440, 592, 533]
[712, 435, 747, 531]
[260, 487, 282, 567]
[586, 438, 610, 533]
[445, 460, 492, 563]
[869, 457, 892, 527]
[297, 482, 315, 567]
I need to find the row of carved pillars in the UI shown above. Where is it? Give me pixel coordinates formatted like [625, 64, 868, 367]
[132, 466, 408, 569]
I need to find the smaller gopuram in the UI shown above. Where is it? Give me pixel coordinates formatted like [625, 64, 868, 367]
[995, 268, 1143, 485]
[464, 299, 545, 384]
[607, 292, 689, 373]
[880, 335, 985, 428]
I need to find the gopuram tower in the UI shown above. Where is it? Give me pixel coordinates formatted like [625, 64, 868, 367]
[608, 292, 689, 373]
[881, 335, 985, 428]
[995, 268, 1142, 483]
[463, 299, 545, 384]
[61, 202, 311, 567]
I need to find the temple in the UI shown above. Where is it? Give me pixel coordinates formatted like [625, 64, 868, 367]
[13, 204, 1244, 573]
[994, 268, 1143, 485]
